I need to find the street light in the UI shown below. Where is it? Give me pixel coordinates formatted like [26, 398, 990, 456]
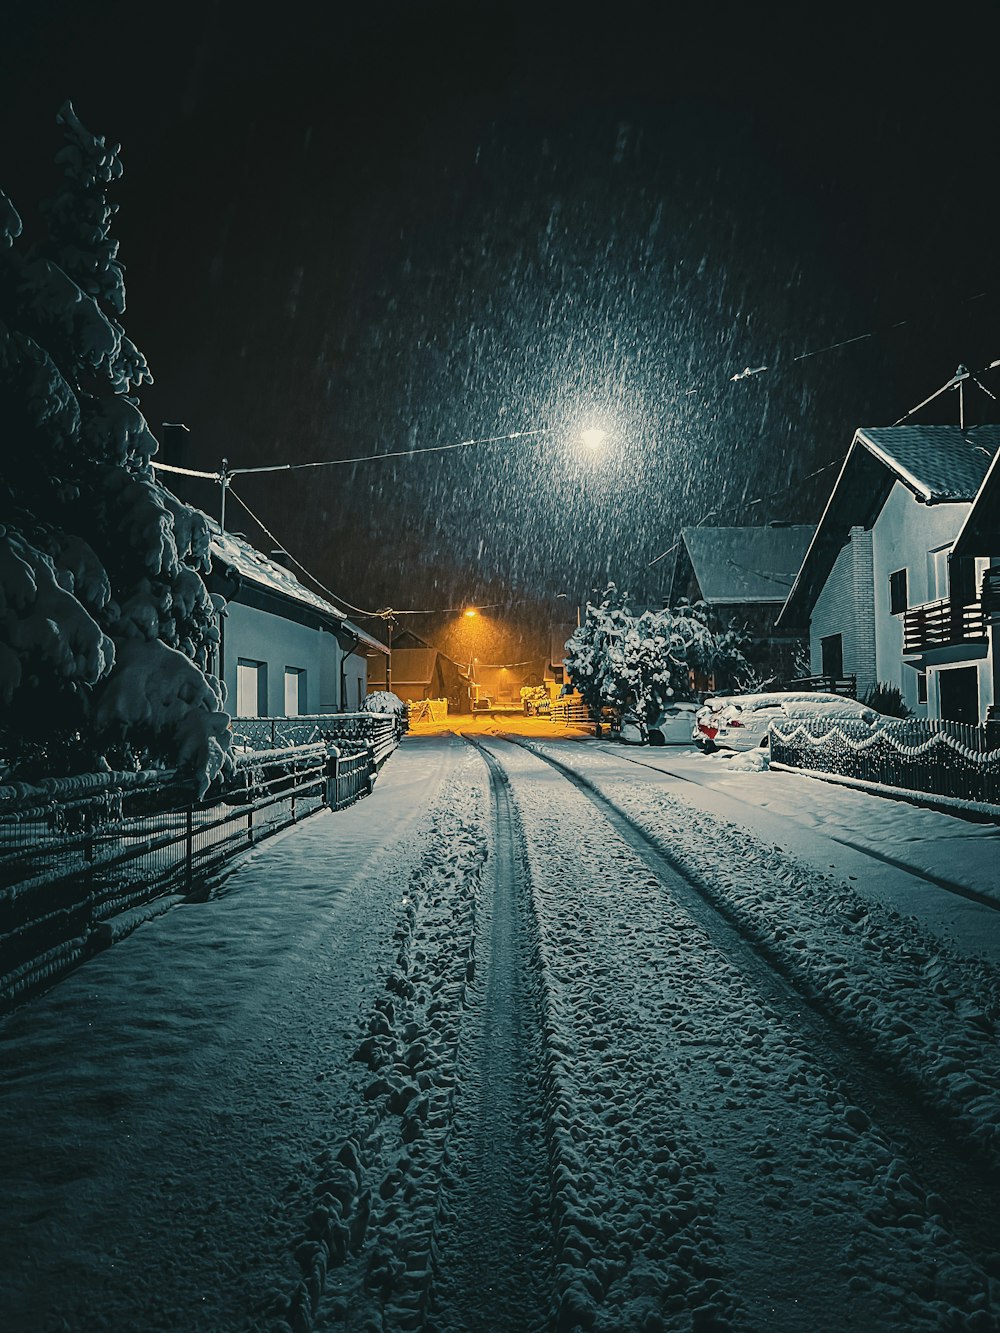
[579, 427, 607, 450]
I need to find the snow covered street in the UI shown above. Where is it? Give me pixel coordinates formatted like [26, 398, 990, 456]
[2, 730, 1000, 1331]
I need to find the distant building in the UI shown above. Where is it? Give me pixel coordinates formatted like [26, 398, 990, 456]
[205, 521, 387, 717]
[777, 425, 1000, 721]
[472, 658, 548, 708]
[366, 629, 473, 711]
[671, 523, 815, 684]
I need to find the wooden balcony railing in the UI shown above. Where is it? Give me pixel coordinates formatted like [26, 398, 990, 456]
[786, 674, 857, 698]
[903, 596, 987, 654]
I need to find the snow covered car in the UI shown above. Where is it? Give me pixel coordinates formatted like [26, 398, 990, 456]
[618, 702, 699, 746]
[693, 692, 875, 753]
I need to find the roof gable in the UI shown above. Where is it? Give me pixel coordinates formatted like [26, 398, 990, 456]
[682, 525, 816, 604]
[387, 647, 438, 684]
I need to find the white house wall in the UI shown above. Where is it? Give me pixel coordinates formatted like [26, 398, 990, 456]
[342, 654, 367, 712]
[810, 527, 876, 699]
[870, 482, 973, 715]
[223, 601, 343, 717]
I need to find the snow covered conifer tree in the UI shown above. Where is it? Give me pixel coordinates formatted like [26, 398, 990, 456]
[0, 104, 232, 793]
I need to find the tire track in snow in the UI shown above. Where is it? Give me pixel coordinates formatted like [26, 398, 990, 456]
[474, 735, 747, 1332]
[422, 736, 552, 1330]
[598, 743, 1000, 915]
[482, 735, 1000, 1332]
[523, 739, 1000, 1198]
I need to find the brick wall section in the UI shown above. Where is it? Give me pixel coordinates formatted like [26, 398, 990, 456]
[810, 526, 876, 698]
[851, 526, 877, 697]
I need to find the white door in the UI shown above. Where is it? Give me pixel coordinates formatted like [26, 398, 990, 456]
[237, 659, 264, 717]
[284, 667, 303, 716]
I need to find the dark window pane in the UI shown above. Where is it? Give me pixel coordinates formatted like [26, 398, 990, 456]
[889, 569, 908, 615]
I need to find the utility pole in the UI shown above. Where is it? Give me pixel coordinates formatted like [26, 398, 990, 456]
[219, 459, 230, 531]
[384, 613, 395, 695]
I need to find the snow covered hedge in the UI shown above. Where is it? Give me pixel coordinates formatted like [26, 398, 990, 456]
[0, 104, 233, 795]
[564, 584, 748, 723]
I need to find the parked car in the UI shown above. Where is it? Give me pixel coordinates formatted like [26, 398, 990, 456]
[693, 692, 876, 753]
[618, 701, 700, 746]
[649, 701, 700, 745]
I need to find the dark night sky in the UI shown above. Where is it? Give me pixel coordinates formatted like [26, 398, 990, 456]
[4, 1, 1000, 658]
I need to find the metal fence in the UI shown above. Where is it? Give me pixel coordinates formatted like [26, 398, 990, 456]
[770, 715, 1000, 809]
[0, 734, 391, 1014]
[231, 711, 402, 768]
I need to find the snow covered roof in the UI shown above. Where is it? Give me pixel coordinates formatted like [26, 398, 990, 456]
[206, 519, 387, 654]
[681, 525, 815, 604]
[777, 425, 1000, 628]
[854, 425, 1000, 504]
[366, 647, 438, 686]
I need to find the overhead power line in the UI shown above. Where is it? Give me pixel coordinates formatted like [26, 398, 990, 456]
[151, 428, 548, 483]
[226, 484, 381, 620]
[225, 485, 525, 622]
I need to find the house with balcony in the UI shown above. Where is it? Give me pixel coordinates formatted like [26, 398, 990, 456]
[776, 424, 1000, 722]
[205, 520, 388, 717]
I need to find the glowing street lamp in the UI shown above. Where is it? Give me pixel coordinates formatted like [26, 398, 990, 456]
[579, 427, 607, 450]
[464, 607, 478, 618]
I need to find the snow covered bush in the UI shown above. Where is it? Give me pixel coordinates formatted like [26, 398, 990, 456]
[0, 104, 232, 794]
[362, 690, 406, 718]
[863, 681, 911, 718]
[565, 585, 748, 724]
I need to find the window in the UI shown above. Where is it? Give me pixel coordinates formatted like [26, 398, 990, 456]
[284, 667, 306, 717]
[237, 659, 267, 717]
[820, 633, 843, 680]
[889, 569, 908, 615]
[917, 671, 928, 704]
